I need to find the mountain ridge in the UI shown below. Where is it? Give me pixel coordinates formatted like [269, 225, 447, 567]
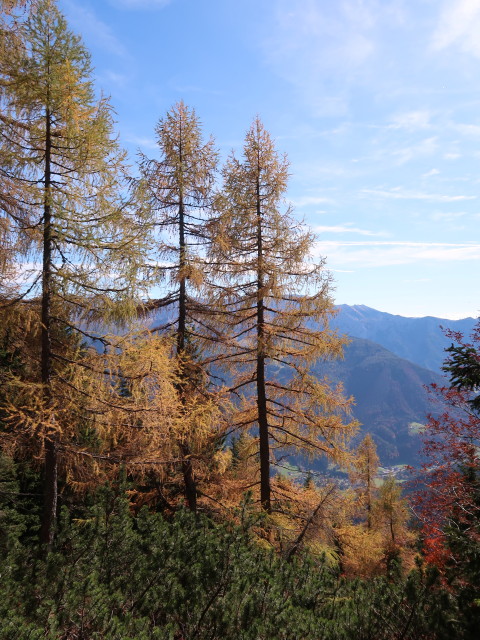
[122, 304, 470, 466]
[331, 304, 477, 373]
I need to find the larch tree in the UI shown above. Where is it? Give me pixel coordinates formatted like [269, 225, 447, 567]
[136, 101, 222, 511]
[346, 437, 413, 574]
[0, 0, 148, 544]
[211, 117, 357, 512]
[374, 475, 412, 569]
[350, 433, 379, 529]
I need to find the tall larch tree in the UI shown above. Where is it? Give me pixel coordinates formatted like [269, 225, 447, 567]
[0, 0, 147, 544]
[136, 101, 221, 511]
[212, 117, 357, 512]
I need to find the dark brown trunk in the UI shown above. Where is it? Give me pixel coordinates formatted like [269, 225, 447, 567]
[178, 196, 186, 356]
[256, 174, 271, 512]
[257, 348, 270, 511]
[40, 105, 57, 546]
[366, 454, 372, 530]
[390, 518, 395, 544]
[176, 129, 197, 511]
[179, 442, 196, 512]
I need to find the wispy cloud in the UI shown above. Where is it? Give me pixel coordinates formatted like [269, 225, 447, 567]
[63, 1, 128, 57]
[361, 188, 476, 202]
[314, 224, 387, 237]
[267, 0, 375, 72]
[291, 195, 336, 207]
[125, 134, 157, 150]
[392, 137, 438, 165]
[422, 168, 440, 178]
[262, 0, 382, 113]
[443, 152, 461, 160]
[293, 160, 350, 179]
[388, 110, 433, 131]
[315, 240, 480, 267]
[307, 95, 350, 118]
[101, 70, 130, 88]
[431, 0, 480, 58]
[430, 211, 468, 222]
[453, 123, 480, 137]
[321, 241, 480, 247]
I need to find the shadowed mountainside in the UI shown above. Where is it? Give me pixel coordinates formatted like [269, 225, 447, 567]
[122, 306, 460, 466]
[317, 336, 447, 466]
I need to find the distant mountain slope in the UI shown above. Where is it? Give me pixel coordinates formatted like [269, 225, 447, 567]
[317, 337, 447, 466]
[118, 305, 460, 467]
[331, 305, 477, 373]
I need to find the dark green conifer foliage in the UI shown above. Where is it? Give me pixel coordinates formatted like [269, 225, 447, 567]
[443, 341, 480, 412]
[0, 465, 464, 639]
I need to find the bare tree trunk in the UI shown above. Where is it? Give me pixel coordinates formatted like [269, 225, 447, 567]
[256, 174, 271, 512]
[366, 452, 372, 530]
[177, 148, 197, 510]
[180, 442, 197, 512]
[40, 105, 57, 546]
[178, 198, 186, 355]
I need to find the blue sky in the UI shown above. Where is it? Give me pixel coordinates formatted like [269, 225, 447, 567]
[57, 0, 480, 320]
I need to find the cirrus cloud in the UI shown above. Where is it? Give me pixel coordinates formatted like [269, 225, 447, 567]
[431, 0, 480, 58]
[314, 240, 480, 268]
[361, 188, 476, 202]
[314, 224, 387, 237]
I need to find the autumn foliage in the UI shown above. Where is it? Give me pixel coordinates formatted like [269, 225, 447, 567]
[415, 322, 480, 574]
[2, 10, 480, 629]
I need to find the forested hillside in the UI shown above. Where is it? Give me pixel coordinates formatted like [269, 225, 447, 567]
[0, 1, 479, 638]
[320, 336, 446, 465]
